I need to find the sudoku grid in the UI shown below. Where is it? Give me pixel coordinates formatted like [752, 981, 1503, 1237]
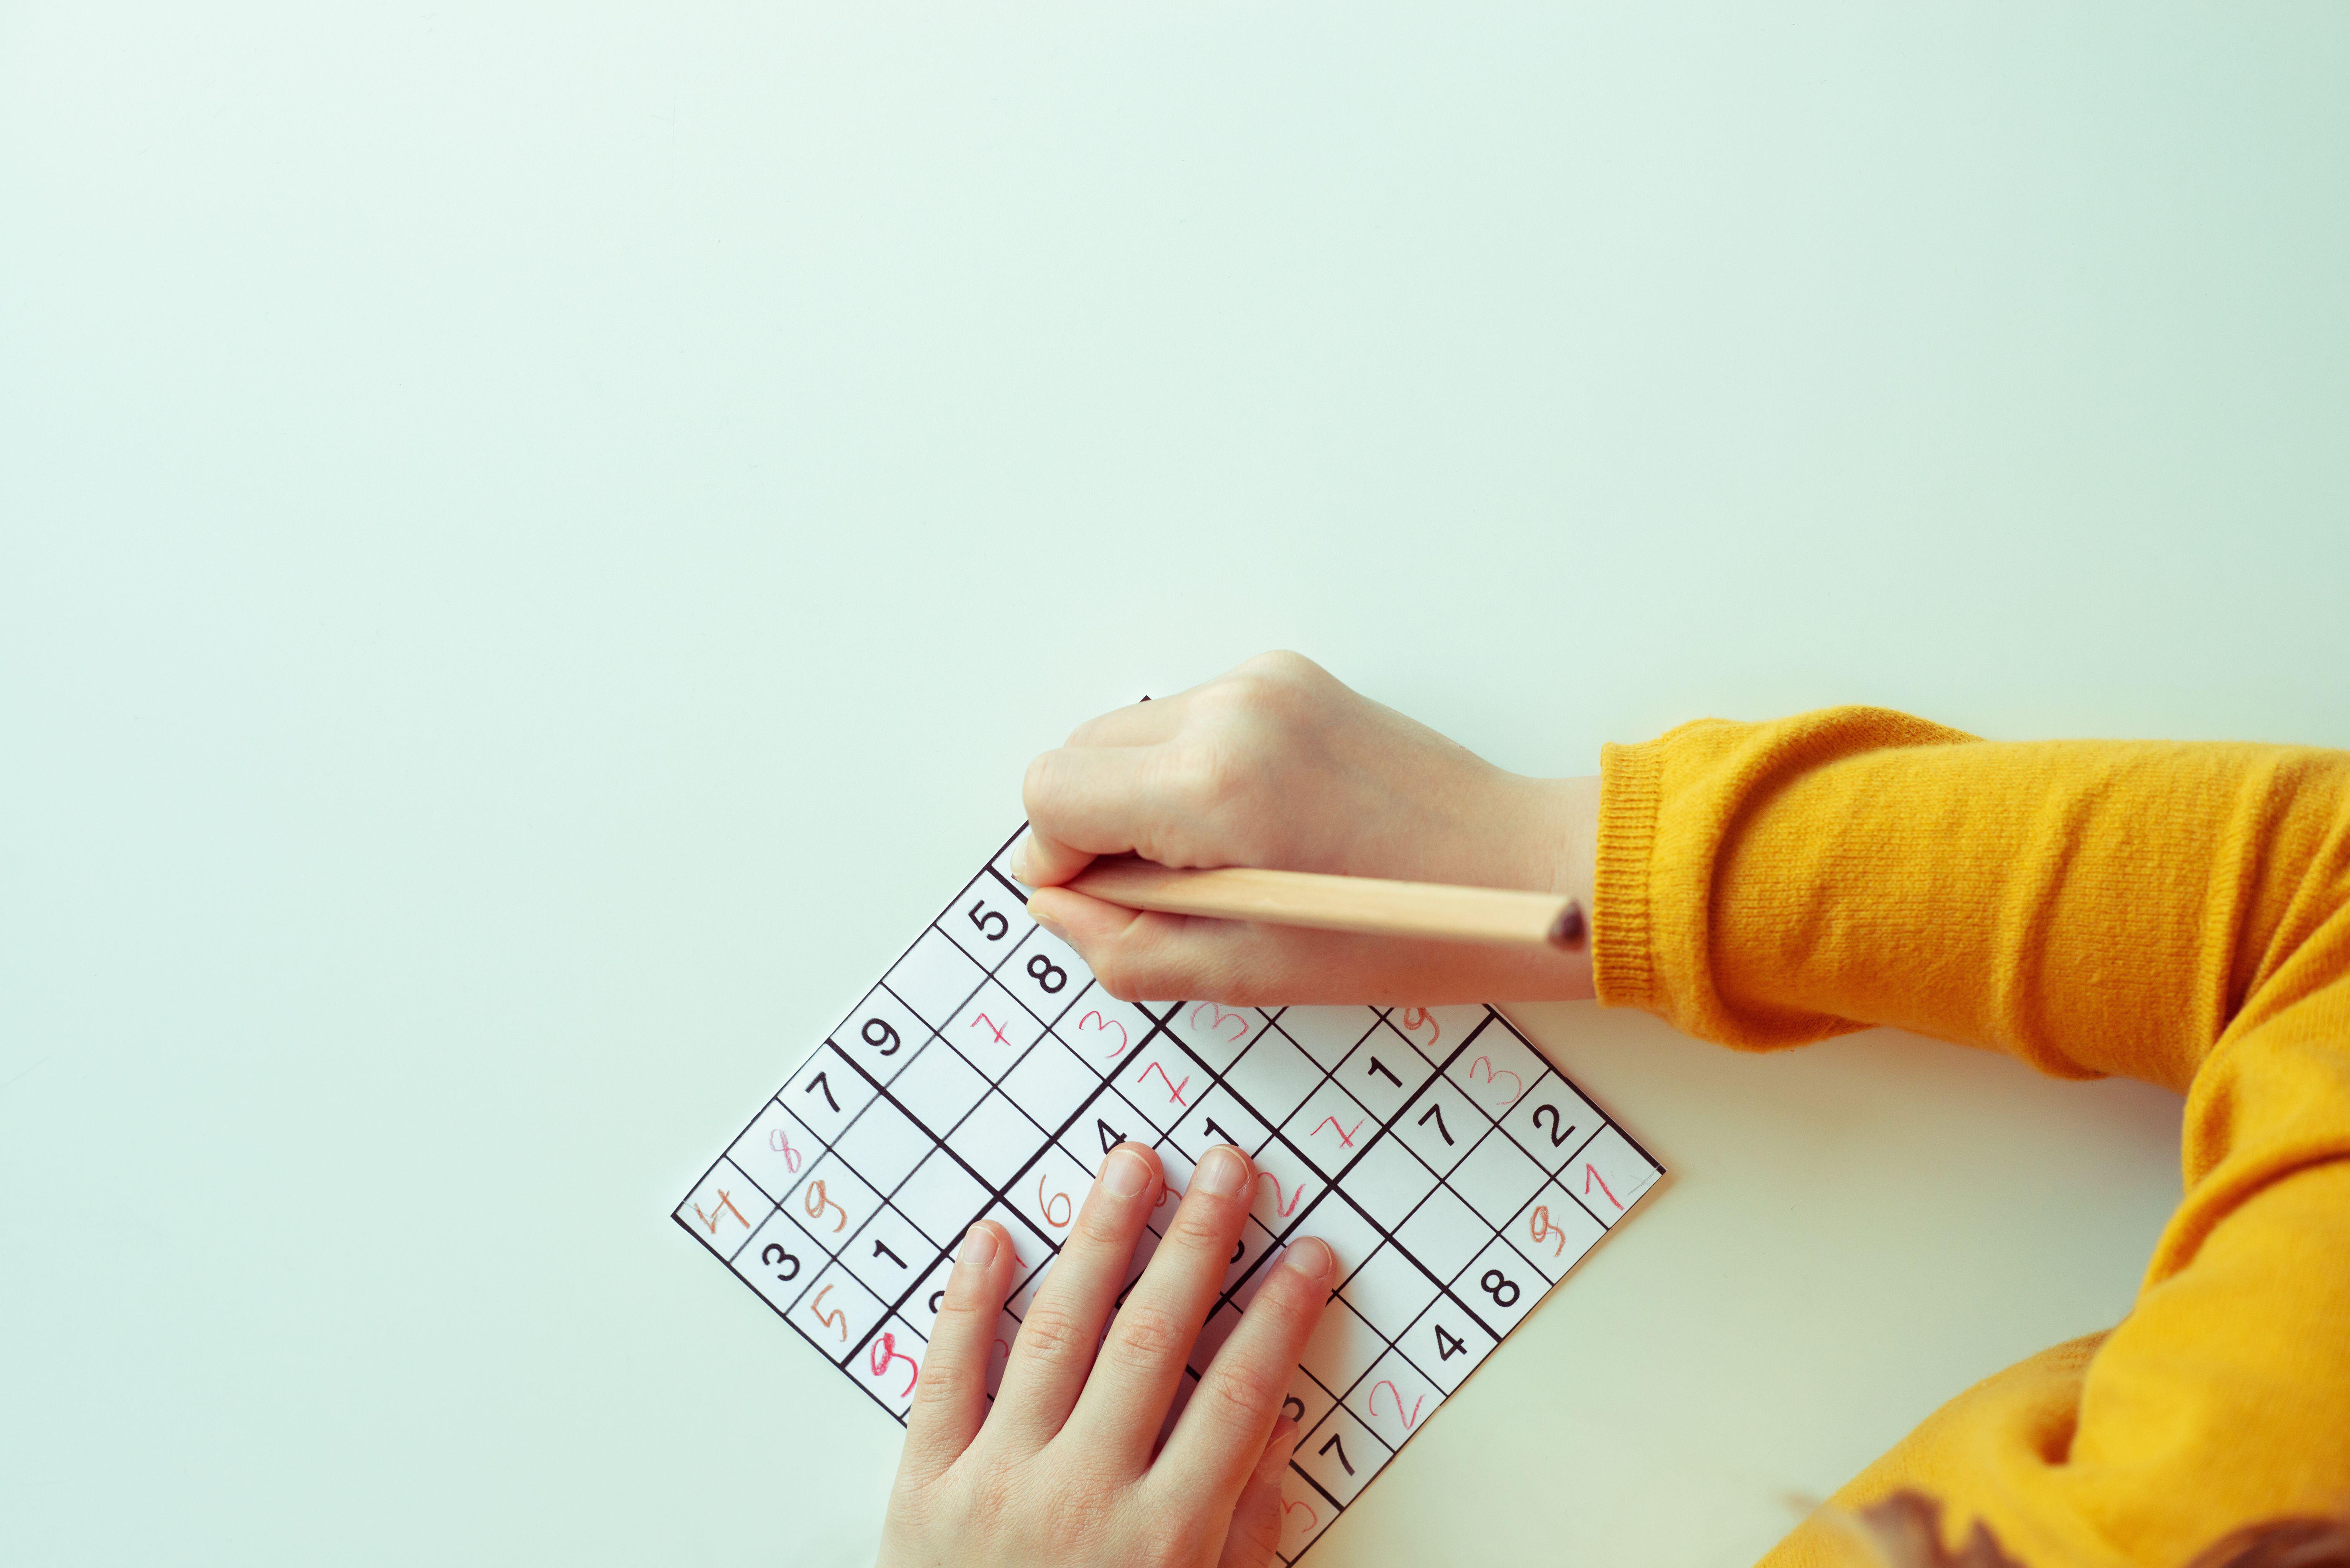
[673, 829, 1663, 1563]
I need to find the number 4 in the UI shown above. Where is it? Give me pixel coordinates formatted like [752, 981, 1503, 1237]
[1433, 1322, 1466, 1361]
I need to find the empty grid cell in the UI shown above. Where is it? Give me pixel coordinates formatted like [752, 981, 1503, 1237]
[844, 1202, 936, 1302]
[1118, 1037, 1204, 1131]
[1273, 1005, 1383, 1071]
[1338, 1135, 1439, 1233]
[1393, 1181, 1489, 1287]
[1446, 1123, 1550, 1229]
[941, 869, 1036, 973]
[997, 923, 1088, 1025]
[1163, 999, 1265, 1072]
[793, 1261, 889, 1366]
[1400, 1294, 1497, 1394]
[854, 1314, 930, 1420]
[1001, 1037, 1098, 1140]
[1391, 1076, 1481, 1177]
[1054, 986, 1154, 1074]
[835, 1095, 934, 1199]
[890, 1037, 990, 1140]
[1567, 1124, 1662, 1224]
[727, 1099, 823, 1207]
[830, 984, 932, 1085]
[677, 1158, 771, 1261]
[1222, 1023, 1326, 1125]
[1508, 1182, 1605, 1284]
[1349, 1346, 1443, 1453]
[1296, 1405, 1389, 1506]
[954, 1092, 1047, 1189]
[733, 1207, 825, 1314]
[1339, 1243, 1442, 1341]
[1456, 1234, 1545, 1337]
[1445, 1020, 1543, 1121]
[1283, 1079, 1379, 1177]
[893, 1147, 990, 1250]
[948, 979, 1045, 1079]
[785, 1154, 886, 1257]
[1500, 1070, 1603, 1173]
[1296, 1296, 1384, 1407]
[1331, 1023, 1434, 1122]
[886, 927, 990, 1030]
[1389, 1004, 1489, 1065]
[783, 1044, 875, 1143]
[1247, 1138, 1326, 1237]
[1172, 1084, 1272, 1161]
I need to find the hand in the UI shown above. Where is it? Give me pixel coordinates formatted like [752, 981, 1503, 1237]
[1014, 651, 1600, 1006]
[878, 1143, 1335, 1568]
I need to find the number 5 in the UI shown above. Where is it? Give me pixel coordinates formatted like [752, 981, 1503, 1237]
[968, 900, 1008, 942]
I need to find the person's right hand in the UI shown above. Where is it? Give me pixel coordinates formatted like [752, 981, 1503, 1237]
[1013, 651, 1599, 1007]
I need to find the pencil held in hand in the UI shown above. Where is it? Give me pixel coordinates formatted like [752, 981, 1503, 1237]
[1058, 856, 1587, 951]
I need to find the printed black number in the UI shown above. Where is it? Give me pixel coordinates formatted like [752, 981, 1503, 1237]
[1530, 1103, 1576, 1148]
[872, 1237, 906, 1269]
[1366, 1056, 1402, 1088]
[1204, 1117, 1242, 1148]
[1417, 1101, 1455, 1146]
[1433, 1322, 1467, 1360]
[1230, 1237, 1245, 1263]
[1282, 1394, 1306, 1423]
[760, 1242, 802, 1282]
[806, 1071, 839, 1113]
[967, 899, 1009, 943]
[1479, 1268, 1521, 1308]
[928, 1289, 946, 1314]
[861, 1017, 902, 1057]
[1318, 1432, 1355, 1476]
[1026, 953, 1067, 994]
[1097, 1117, 1130, 1154]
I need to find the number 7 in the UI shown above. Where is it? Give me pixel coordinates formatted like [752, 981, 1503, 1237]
[1318, 1431, 1355, 1476]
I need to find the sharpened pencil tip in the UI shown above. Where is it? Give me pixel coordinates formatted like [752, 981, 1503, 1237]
[1548, 900, 1587, 951]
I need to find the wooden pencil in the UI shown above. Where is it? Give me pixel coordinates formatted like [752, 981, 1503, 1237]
[1060, 855, 1586, 951]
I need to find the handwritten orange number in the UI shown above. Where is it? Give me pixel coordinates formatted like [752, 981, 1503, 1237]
[808, 1284, 849, 1342]
[804, 1179, 848, 1233]
[1529, 1204, 1566, 1258]
[692, 1189, 749, 1236]
[1036, 1171, 1073, 1229]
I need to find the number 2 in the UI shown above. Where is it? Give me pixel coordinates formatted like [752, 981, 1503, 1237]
[1530, 1102, 1575, 1148]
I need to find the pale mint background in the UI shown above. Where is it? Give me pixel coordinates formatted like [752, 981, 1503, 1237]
[3, 5, 2345, 1565]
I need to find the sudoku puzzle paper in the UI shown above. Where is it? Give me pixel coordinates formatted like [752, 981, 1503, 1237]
[673, 829, 1664, 1562]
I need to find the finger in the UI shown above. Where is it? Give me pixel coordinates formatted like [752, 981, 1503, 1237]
[898, 1221, 1020, 1485]
[1034, 893, 1594, 1007]
[1010, 828, 1095, 889]
[1065, 1144, 1255, 1466]
[1217, 1418, 1301, 1568]
[1155, 1236, 1334, 1507]
[1065, 697, 1178, 749]
[1020, 743, 1194, 870]
[989, 1143, 1162, 1453]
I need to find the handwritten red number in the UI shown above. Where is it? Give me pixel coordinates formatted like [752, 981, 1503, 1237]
[1189, 1002, 1250, 1043]
[1465, 1054, 1524, 1109]
[804, 1179, 848, 1233]
[1529, 1204, 1566, 1257]
[1036, 1172, 1073, 1229]
[1284, 1498, 1318, 1531]
[1367, 1379, 1426, 1430]
[1398, 1007, 1439, 1046]
[969, 1012, 1011, 1047]
[1137, 1061, 1191, 1106]
[1076, 1009, 1129, 1058]
[767, 1128, 802, 1172]
[1311, 1116, 1364, 1148]
[868, 1331, 920, 1398]
[692, 1189, 749, 1235]
[1583, 1164, 1623, 1211]
[1256, 1171, 1306, 1217]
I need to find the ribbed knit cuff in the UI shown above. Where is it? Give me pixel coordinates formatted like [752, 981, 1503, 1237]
[1593, 739, 1661, 1011]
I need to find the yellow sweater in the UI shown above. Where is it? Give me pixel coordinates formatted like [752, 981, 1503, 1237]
[1591, 707, 2350, 1568]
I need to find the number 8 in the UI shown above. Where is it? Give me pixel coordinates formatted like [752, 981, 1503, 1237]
[1027, 953, 1067, 994]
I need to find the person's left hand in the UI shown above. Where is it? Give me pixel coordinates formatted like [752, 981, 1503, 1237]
[875, 1141, 1334, 1568]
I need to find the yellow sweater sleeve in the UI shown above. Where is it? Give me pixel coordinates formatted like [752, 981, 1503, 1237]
[1592, 707, 2350, 1567]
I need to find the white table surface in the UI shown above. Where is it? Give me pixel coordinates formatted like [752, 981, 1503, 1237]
[5, 7, 2346, 1564]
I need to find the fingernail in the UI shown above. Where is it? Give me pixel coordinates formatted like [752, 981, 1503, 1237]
[1195, 1145, 1248, 1198]
[1009, 838, 1038, 883]
[1026, 898, 1069, 943]
[956, 1222, 998, 1273]
[1281, 1235, 1335, 1283]
[1101, 1145, 1152, 1199]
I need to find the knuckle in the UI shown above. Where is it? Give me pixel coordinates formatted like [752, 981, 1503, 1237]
[1196, 1355, 1285, 1427]
[1106, 1301, 1194, 1368]
[1021, 750, 1062, 814]
[1011, 1300, 1090, 1366]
